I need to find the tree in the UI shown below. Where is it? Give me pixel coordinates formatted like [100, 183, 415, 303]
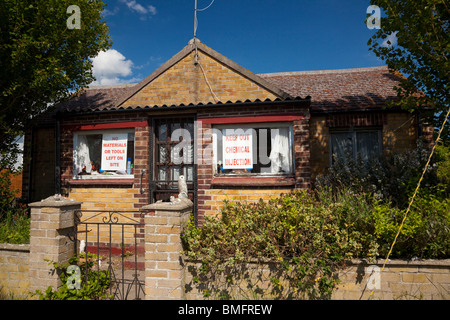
[0, 0, 112, 170]
[367, 0, 449, 142]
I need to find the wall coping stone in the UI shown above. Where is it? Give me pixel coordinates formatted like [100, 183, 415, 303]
[0, 243, 30, 252]
[183, 256, 450, 268]
[141, 198, 193, 212]
[28, 194, 82, 208]
[348, 258, 450, 268]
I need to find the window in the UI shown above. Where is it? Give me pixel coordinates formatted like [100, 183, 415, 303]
[212, 123, 294, 175]
[330, 128, 381, 163]
[154, 118, 195, 188]
[73, 129, 135, 178]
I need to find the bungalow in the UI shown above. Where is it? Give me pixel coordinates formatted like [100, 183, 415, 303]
[22, 38, 430, 234]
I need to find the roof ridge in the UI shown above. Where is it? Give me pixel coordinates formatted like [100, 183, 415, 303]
[84, 83, 137, 90]
[258, 66, 389, 77]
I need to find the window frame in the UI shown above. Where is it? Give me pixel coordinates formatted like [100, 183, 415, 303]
[72, 128, 135, 180]
[212, 122, 295, 177]
[153, 117, 195, 190]
[329, 127, 382, 164]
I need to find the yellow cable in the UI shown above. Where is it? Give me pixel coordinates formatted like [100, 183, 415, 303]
[368, 105, 450, 299]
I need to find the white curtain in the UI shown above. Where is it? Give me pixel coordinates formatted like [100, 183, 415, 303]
[269, 128, 291, 173]
[76, 135, 92, 174]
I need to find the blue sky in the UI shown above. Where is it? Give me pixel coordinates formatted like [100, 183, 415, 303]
[91, 0, 387, 85]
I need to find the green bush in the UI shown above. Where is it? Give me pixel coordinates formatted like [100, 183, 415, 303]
[435, 143, 450, 185]
[182, 184, 449, 299]
[182, 190, 376, 300]
[373, 193, 450, 259]
[315, 139, 449, 259]
[32, 253, 113, 300]
[316, 140, 440, 208]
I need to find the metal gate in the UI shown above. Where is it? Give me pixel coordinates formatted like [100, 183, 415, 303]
[74, 209, 145, 300]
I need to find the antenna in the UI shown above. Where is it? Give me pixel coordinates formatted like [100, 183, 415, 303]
[194, 0, 198, 40]
[193, 0, 215, 41]
[193, 0, 198, 63]
[193, 0, 215, 64]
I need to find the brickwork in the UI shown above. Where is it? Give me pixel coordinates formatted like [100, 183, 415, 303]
[0, 244, 29, 298]
[68, 187, 138, 211]
[383, 112, 419, 154]
[1, 170, 23, 198]
[125, 51, 278, 107]
[333, 259, 450, 300]
[309, 115, 330, 182]
[183, 258, 450, 300]
[142, 199, 193, 300]
[1, 196, 448, 300]
[68, 186, 142, 247]
[200, 189, 293, 217]
[28, 198, 81, 295]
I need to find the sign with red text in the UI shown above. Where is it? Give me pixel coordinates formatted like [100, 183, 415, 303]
[222, 129, 253, 169]
[101, 133, 128, 171]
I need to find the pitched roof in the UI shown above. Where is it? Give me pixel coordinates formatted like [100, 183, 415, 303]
[259, 66, 403, 113]
[55, 41, 403, 114]
[56, 39, 295, 114]
[114, 38, 291, 108]
[57, 84, 136, 113]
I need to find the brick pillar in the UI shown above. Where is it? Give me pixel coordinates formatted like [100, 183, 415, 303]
[141, 198, 193, 300]
[28, 196, 82, 295]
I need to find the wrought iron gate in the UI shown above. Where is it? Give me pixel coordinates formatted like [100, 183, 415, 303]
[74, 209, 145, 300]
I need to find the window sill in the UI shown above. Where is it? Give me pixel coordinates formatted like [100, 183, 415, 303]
[68, 178, 134, 186]
[211, 176, 295, 187]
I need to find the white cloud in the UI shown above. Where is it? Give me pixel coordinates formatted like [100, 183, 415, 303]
[102, 6, 119, 17]
[119, 0, 157, 17]
[382, 31, 398, 48]
[91, 49, 135, 85]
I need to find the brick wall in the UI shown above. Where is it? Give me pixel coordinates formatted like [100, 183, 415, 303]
[183, 258, 450, 300]
[333, 259, 449, 300]
[1, 170, 22, 198]
[1, 203, 448, 300]
[200, 189, 293, 217]
[309, 115, 329, 182]
[383, 112, 419, 154]
[68, 186, 143, 248]
[0, 244, 29, 299]
[125, 51, 278, 107]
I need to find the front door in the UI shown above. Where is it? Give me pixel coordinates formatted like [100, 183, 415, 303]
[150, 117, 196, 208]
